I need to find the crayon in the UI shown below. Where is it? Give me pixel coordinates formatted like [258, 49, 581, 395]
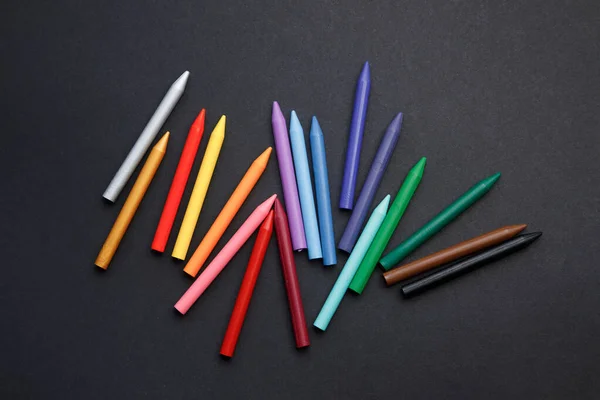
[289, 111, 322, 259]
[314, 195, 390, 331]
[220, 211, 274, 358]
[339, 113, 403, 252]
[183, 148, 272, 277]
[103, 71, 188, 202]
[175, 195, 276, 314]
[348, 157, 426, 294]
[401, 232, 542, 297]
[380, 173, 502, 270]
[96, 133, 169, 269]
[172, 116, 226, 260]
[152, 110, 205, 252]
[272, 102, 306, 251]
[273, 198, 310, 348]
[383, 224, 527, 286]
[309, 117, 336, 266]
[340, 62, 370, 210]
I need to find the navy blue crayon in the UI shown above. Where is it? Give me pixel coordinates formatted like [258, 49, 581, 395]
[339, 112, 403, 253]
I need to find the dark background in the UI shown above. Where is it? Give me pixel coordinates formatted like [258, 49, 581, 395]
[2, 0, 599, 398]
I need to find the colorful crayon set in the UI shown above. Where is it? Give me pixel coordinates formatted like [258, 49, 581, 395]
[95, 66, 541, 358]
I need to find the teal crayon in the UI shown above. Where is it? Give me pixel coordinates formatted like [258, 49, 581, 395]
[314, 195, 390, 331]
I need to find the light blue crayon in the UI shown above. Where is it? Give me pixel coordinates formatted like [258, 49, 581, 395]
[309, 117, 337, 266]
[290, 111, 322, 259]
[314, 195, 390, 331]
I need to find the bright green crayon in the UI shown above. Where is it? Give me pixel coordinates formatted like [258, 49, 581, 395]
[349, 157, 426, 294]
[379, 172, 501, 270]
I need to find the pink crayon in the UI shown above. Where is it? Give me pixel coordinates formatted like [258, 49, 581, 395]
[175, 195, 277, 315]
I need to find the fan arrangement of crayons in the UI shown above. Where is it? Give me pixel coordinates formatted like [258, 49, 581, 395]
[95, 64, 541, 358]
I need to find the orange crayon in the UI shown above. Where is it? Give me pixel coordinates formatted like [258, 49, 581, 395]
[183, 147, 272, 277]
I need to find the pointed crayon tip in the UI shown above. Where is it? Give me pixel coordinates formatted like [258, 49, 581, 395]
[273, 101, 281, 113]
[482, 172, 501, 187]
[524, 231, 543, 241]
[361, 61, 370, 77]
[414, 156, 427, 171]
[274, 197, 284, 213]
[376, 194, 391, 212]
[174, 71, 190, 88]
[290, 111, 302, 133]
[257, 147, 273, 163]
[272, 101, 285, 122]
[310, 116, 322, 136]
[155, 131, 170, 151]
[511, 224, 528, 233]
[264, 193, 277, 207]
[192, 109, 206, 127]
[389, 112, 403, 130]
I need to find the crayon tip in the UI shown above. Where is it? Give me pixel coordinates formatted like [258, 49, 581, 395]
[155, 131, 170, 152]
[413, 156, 427, 172]
[262, 194, 278, 209]
[272, 101, 285, 122]
[523, 231, 543, 241]
[192, 109, 206, 127]
[174, 71, 190, 89]
[510, 224, 528, 233]
[256, 147, 273, 165]
[290, 111, 302, 133]
[310, 117, 322, 136]
[274, 197, 283, 212]
[360, 61, 370, 78]
[481, 172, 501, 188]
[391, 112, 403, 128]
[376, 194, 391, 213]
[215, 114, 226, 129]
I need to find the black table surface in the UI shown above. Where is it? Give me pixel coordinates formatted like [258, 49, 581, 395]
[2, 1, 599, 399]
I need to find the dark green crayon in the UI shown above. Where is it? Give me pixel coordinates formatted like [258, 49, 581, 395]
[379, 173, 501, 270]
[349, 157, 426, 294]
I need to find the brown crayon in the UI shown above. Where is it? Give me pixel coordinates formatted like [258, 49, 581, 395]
[383, 224, 527, 286]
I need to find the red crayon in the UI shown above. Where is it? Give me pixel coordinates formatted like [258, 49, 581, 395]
[220, 210, 274, 358]
[273, 198, 310, 348]
[152, 110, 206, 252]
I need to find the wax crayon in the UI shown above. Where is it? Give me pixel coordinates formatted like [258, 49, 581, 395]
[309, 117, 336, 266]
[380, 173, 501, 270]
[273, 198, 310, 348]
[290, 111, 322, 259]
[314, 195, 389, 331]
[339, 113, 403, 252]
[384, 224, 527, 286]
[103, 72, 188, 202]
[183, 148, 272, 277]
[349, 157, 425, 294]
[175, 195, 276, 314]
[340, 62, 370, 210]
[152, 110, 205, 252]
[172, 116, 226, 260]
[96, 133, 169, 269]
[401, 232, 542, 297]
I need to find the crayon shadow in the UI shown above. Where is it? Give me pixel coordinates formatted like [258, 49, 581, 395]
[92, 264, 107, 274]
[101, 197, 115, 207]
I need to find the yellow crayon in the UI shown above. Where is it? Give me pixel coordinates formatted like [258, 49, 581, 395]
[96, 132, 170, 269]
[172, 116, 226, 260]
